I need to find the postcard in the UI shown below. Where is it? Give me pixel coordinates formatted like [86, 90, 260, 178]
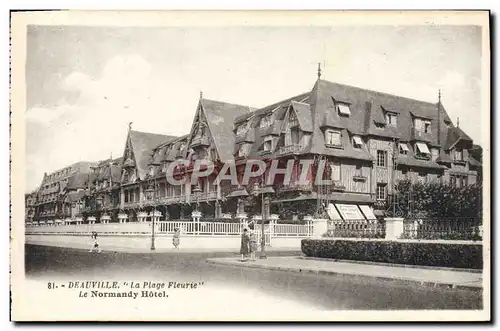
[10, 10, 490, 321]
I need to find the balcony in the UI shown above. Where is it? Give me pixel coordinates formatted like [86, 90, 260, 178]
[277, 144, 304, 156]
[411, 128, 433, 143]
[123, 201, 142, 209]
[279, 183, 313, 192]
[190, 136, 210, 148]
[190, 191, 218, 203]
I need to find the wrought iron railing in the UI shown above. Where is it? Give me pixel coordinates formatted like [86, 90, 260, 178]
[326, 219, 386, 238]
[402, 217, 482, 241]
[277, 144, 304, 156]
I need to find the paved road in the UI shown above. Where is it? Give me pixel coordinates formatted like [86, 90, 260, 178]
[25, 245, 482, 311]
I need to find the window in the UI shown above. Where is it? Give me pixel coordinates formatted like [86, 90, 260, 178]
[290, 126, 300, 144]
[424, 122, 431, 133]
[401, 168, 408, 178]
[454, 149, 463, 161]
[263, 138, 272, 152]
[418, 172, 427, 184]
[376, 150, 387, 167]
[386, 112, 398, 126]
[352, 135, 363, 148]
[399, 143, 409, 155]
[330, 162, 341, 181]
[236, 123, 248, 136]
[238, 144, 250, 157]
[415, 142, 431, 159]
[376, 183, 387, 201]
[325, 129, 341, 146]
[259, 115, 272, 129]
[337, 103, 351, 116]
[355, 164, 363, 176]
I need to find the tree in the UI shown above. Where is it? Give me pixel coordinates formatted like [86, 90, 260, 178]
[391, 180, 482, 219]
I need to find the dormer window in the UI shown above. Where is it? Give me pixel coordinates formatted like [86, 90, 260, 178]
[238, 143, 251, 157]
[352, 135, 363, 148]
[386, 112, 398, 126]
[325, 129, 341, 147]
[337, 103, 351, 116]
[415, 118, 431, 133]
[415, 142, 431, 159]
[454, 149, 464, 161]
[263, 138, 273, 152]
[259, 115, 272, 129]
[236, 123, 248, 136]
[399, 143, 409, 155]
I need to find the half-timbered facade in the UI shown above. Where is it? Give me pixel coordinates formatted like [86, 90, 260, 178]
[28, 73, 482, 224]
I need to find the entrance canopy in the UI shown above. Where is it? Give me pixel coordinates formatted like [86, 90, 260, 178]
[335, 204, 365, 220]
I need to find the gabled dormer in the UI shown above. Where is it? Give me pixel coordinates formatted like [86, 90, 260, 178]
[411, 114, 433, 143]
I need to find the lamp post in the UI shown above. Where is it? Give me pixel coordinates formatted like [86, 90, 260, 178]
[192, 185, 202, 211]
[145, 182, 156, 251]
[253, 181, 274, 259]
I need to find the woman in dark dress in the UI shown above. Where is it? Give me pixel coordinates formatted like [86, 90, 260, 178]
[240, 228, 250, 261]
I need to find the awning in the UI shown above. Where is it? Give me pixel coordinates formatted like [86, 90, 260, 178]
[353, 136, 363, 145]
[359, 205, 377, 220]
[327, 203, 342, 220]
[338, 104, 351, 116]
[416, 142, 430, 154]
[335, 204, 365, 220]
[399, 143, 410, 152]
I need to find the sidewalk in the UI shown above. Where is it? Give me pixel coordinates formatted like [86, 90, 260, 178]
[206, 256, 483, 291]
[25, 239, 300, 254]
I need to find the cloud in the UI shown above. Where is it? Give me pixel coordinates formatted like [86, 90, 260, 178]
[25, 54, 194, 192]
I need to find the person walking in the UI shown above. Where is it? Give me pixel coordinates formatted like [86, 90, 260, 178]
[240, 228, 250, 262]
[248, 223, 258, 261]
[172, 227, 181, 250]
[89, 231, 101, 253]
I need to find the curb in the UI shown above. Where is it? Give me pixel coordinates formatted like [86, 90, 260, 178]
[206, 259, 483, 292]
[299, 256, 483, 274]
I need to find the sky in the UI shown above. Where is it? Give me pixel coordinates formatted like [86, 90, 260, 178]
[25, 24, 483, 192]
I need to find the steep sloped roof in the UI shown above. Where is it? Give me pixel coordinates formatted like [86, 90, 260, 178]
[444, 126, 473, 150]
[129, 130, 177, 180]
[234, 93, 310, 124]
[67, 172, 90, 190]
[291, 101, 313, 132]
[311, 80, 450, 143]
[200, 98, 251, 162]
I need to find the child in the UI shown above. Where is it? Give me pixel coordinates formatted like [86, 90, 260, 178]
[89, 231, 102, 253]
[172, 228, 181, 250]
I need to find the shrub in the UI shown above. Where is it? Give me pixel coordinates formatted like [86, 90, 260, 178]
[301, 238, 483, 269]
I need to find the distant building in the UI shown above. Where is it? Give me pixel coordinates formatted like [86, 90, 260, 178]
[32, 161, 95, 225]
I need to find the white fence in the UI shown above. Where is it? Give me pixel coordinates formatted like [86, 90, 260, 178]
[26, 222, 151, 234]
[157, 221, 242, 235]
[274, 223, 314, 237]
[27, 220, 313, 238]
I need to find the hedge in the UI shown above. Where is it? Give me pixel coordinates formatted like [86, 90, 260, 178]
[301, 239, 483, 269]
